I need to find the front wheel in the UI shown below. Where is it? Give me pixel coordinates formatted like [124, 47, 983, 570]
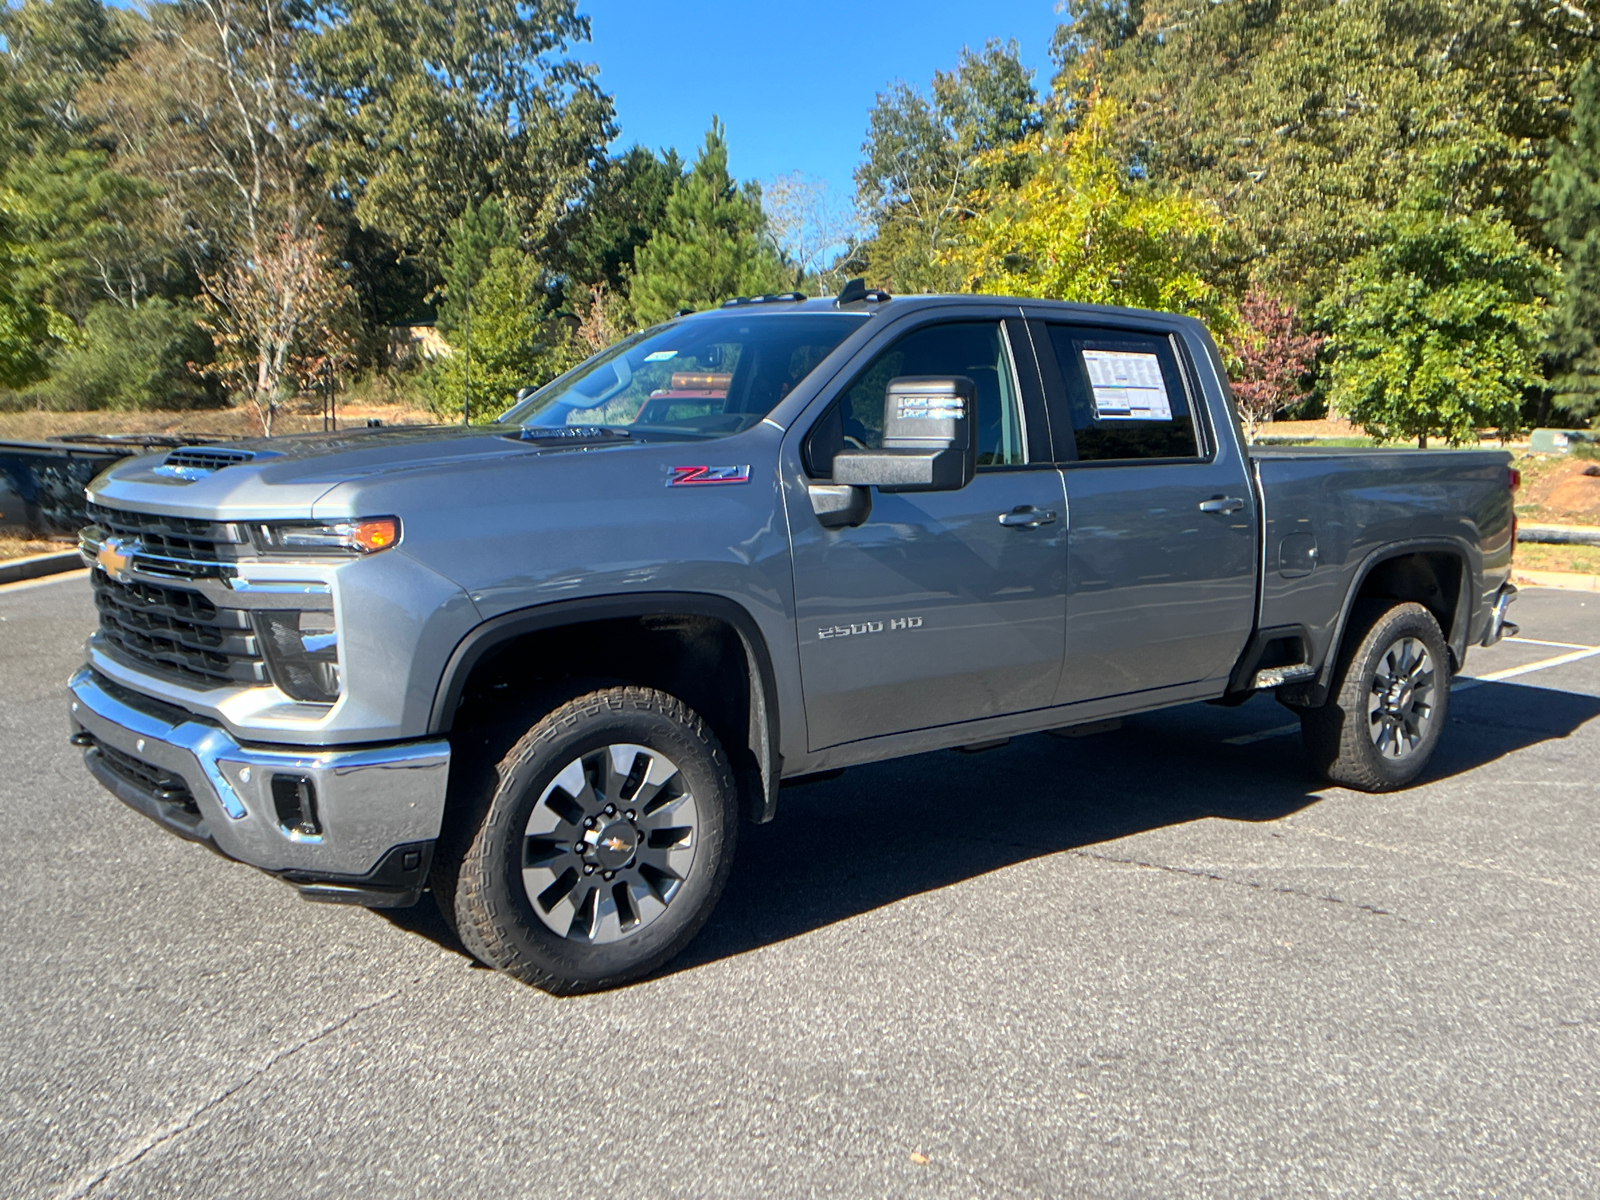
[439, 686, 739, 993]
[1300, 601, 1451, 792]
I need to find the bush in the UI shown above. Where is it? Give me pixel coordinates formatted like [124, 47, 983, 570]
[24, 299, 219, 410]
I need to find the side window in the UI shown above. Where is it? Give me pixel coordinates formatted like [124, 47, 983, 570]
[805, 321, 1026, 476]
[1045, 324, 1202, 463]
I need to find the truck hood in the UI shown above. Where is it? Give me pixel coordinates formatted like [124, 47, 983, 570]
[86, 423, 644, 520]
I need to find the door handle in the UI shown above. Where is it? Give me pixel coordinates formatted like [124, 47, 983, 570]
[1198, 496, 1245, 514]
[998, 506, 1058, 529]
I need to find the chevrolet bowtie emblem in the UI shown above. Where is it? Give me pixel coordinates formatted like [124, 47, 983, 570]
[602, 837, 629, 853]
[96, 536, 140, 583]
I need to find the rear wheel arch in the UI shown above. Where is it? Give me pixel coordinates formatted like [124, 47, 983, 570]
[1332, 542, 1472, 674]
[431, 593, 782, 825]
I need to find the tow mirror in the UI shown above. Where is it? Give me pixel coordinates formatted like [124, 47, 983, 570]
[831, 376, 977, 493]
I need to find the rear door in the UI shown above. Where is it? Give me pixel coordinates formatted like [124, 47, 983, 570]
[1028, 317, 1257, 705]
[783, 314, 1068, 749]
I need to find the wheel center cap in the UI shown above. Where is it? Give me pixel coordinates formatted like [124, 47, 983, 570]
[588, 820, 638, 869]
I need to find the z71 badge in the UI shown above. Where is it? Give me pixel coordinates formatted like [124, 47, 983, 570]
[669, 465, 751, 487]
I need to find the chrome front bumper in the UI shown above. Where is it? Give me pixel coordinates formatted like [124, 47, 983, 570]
[1481, 582, 1520, 647]
[67, 667, 450, 904]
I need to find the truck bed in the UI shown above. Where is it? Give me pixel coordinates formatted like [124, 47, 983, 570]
[1249, 445, 1516, 677]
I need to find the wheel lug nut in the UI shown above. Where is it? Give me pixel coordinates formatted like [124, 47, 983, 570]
[584, 864, 594, 875]
[584, 818, 594, 828]
[625, 810, 635, 821]
[604, 870, 615, 881]
[604, 805, 616, 816]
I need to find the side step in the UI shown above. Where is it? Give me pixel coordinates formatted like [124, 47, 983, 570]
[1250, 663, 1316, 690]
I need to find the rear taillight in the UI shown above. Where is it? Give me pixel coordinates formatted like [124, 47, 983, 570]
[1508, 467, 1522, 491]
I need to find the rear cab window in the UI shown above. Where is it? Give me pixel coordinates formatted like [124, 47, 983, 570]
[1039, 324, 1206, 463]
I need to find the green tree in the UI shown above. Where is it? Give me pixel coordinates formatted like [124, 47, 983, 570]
[24, 296, 214, 409]
[426, 244, 576, 421]
[1324, 193, 1552, 446]
[0, 0, 162, 383]
[303, 0, 613, 277]
[1535, 56, 1600, 423]
[433, 198, 520, 343]
[1056, 0, 1575, 302]
[855, 39, 1041, 293]
[0, 234, 52, 390]
[952, 100, 1236, 337]
[550, 145, 682, 303]
[0, 0, 135, 158]
[628, 120, 787, 325]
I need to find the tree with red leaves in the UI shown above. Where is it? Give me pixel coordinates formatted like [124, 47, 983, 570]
[1231, 287, 1323, 442]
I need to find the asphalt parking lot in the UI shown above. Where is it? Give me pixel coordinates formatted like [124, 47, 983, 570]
[3, 574, 1597, 1198]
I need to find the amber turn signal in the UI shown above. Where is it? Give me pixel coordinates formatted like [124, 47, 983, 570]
[353, 518, 399, 551]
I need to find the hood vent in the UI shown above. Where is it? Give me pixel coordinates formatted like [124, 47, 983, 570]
[154, 446, 258, 479]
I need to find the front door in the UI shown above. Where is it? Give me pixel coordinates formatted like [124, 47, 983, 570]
[785, 318, 1068, 750]
[1031, 319, 1258, 705]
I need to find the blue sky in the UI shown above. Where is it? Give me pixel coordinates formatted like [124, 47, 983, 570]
[579, 1, 1064, 201]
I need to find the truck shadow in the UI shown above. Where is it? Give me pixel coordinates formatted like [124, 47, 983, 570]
[376, 679, 1599, 977]
[666, 678, 1600, 975]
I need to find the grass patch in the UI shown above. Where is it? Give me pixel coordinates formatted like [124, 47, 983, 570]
[1515, 541, 1600, 575]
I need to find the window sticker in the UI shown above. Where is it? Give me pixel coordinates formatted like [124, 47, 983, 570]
[1081, 349, 1173, 421]
[643, 350, 678, 362]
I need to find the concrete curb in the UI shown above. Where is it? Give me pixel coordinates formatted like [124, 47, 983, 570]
[0, 549, 82, 586]
[1518, 524, 1600, 547]
[1513, 567, 1600, 592]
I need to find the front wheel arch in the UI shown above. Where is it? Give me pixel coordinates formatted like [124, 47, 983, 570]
[430, 593, 782, 825]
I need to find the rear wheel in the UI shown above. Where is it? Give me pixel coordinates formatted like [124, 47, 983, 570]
[1300, 601, 1451, 792]
[439, 686, 738, 993]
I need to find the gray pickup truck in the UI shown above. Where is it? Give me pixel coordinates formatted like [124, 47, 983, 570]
[68, 291, 1519, 992]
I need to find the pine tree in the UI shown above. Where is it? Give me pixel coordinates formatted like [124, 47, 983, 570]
[1536, 58, 1600, 424]
[428, 202, 576, 420]
[628, 119, 787, 325]
[435, 199, 519, 343]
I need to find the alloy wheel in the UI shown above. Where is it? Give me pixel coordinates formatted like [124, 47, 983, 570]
[1366, 636, 1437, 760]
[521, 744, 699, 943]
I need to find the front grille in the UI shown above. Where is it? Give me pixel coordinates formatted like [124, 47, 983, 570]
[89, 737, 198, 814]
[93, 570, 267, 688]
[86, 502, 247, 578]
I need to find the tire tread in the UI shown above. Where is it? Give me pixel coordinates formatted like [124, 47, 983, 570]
[446, 685, 733, 994]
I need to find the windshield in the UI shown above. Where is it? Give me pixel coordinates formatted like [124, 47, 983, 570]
[498, 313, 865, 438]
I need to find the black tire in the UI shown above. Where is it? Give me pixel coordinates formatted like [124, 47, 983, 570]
[1301, 601, 1451, 792]
[438, 686, 738, 994]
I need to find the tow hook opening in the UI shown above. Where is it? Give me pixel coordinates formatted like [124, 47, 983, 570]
[271, 773, 322, 838]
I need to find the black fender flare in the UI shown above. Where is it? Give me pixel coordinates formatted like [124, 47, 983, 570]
[428, 591, 783, 822]
[1309, 537, 1476, 704]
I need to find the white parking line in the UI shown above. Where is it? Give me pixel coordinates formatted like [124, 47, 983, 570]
[1223, 722, 1303, 746]
[1451, 646, 1600, 693]
[1222, 644, 1600, 745]
[1504, 636, 1598, 651]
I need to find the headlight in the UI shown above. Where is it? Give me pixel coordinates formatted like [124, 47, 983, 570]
[254, 610, 341, 703]
[254, 517, 400, 555]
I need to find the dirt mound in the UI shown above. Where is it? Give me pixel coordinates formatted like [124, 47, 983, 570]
[1523, 458, 1600, 523]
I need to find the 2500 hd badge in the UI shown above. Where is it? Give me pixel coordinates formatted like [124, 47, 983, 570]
[818, 616, 924, 639]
